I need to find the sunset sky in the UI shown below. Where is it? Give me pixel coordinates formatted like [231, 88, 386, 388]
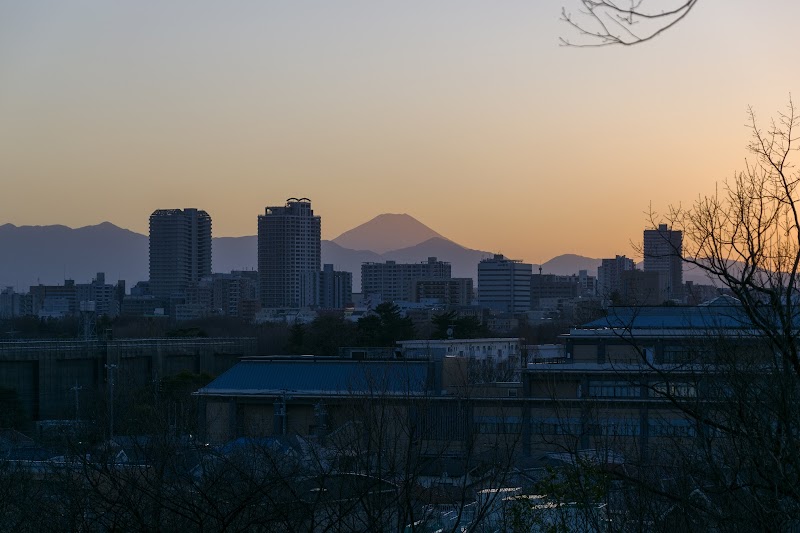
[2, 1, 799, 263]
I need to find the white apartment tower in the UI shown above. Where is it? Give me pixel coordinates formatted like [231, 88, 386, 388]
[643, 224, 683, 301]
[258, 198, 321, 308]
[149, 208, 212, 299]
[478, 254, 532, 313]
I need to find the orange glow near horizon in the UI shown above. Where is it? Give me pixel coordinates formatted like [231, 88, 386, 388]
[1, 1, 799, 264]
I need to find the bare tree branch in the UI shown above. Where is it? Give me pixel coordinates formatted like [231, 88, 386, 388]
[561, 0, 699, 47]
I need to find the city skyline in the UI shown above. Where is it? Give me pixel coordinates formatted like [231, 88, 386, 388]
[2, 2, 800, 264]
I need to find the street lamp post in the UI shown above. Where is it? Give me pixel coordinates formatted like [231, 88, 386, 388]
[105, 363, 117, 440]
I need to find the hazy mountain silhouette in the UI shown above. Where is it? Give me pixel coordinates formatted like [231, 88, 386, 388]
[1, 217, 670, 294]
[213, 235, 258, 274]
[0, 222, 148, 290]
[331, 213, 445, 254]
[538, 254, 602, 276]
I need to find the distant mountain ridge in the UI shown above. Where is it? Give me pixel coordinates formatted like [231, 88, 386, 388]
[0, 222, 149, 291]
[2, 217, 707, 292]
[331, 213, 446, 254]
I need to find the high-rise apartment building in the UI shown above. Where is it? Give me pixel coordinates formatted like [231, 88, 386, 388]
[643, 224, 683, 301]
[361, 257, 451, 303]
[477, 254, 532, 313]
[258, 198, 321, 308]
[597, 255, 635, 301]
[149, 208, 212, 300]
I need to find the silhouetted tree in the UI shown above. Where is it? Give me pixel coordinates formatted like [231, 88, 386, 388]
[357, 302, 415, 346]
[286, 323, 306, 354]
[538, 100, 800, 531]
[431, 311, 491, 340]
[0, 388, 28, 428]
[303, 312, 359, 356]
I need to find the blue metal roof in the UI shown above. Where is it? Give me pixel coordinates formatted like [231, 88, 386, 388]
[197, 359, 431, 397]
[579, 304, 754, 330]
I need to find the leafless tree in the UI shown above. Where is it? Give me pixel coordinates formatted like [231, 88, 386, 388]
[561, 0, 698, 46]
[527, 100, 800, 530]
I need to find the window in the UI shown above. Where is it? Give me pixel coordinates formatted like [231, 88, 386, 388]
[475, 416, 522, 434]
[598, 418, 641, 436]
[588, 380, 640, 398]
[649, 418, 696, 438]
[652, 382, 697, 398]
[531, 417, 581, 436]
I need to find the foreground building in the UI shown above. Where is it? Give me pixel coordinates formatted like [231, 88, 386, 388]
[196, 298, 764, 464]
[522, 297, 759, 458]
[0, 337, 256, 421]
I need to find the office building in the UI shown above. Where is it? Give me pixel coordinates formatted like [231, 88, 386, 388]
[477, 254, 532, 313]
[361, 257, 451, 303]
[30, 280, 77, 318]
[643, 224, 683, 301]
[258, 198, 321, 308]
[149, 208, 212, 300]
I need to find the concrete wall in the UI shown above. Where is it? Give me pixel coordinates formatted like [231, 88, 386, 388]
[0, 338, 256, 421]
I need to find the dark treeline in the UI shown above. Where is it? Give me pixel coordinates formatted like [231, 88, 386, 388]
[0, 303, 576, 355]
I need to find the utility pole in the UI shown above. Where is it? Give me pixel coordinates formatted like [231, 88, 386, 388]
[70, 381, 83, 422]
[105, 363, 117, 440]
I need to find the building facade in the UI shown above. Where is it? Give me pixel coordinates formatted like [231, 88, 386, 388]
[597, 255, 635, 303]
[477, 254, 532, 313]
[319, 264, 353, 309]
[643, 224, 683, 301]
[530, 271, 597, 309]
[149, 208, 212, 300]
[619, 270, 667, 306]
[75, 272, 122, 318]
[412, 278, 473, 307]
[361, 257, 451, 303]
[258, 198, 321, 308]
[0, 287, 31, 318]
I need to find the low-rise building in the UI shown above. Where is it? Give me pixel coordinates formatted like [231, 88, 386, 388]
[412, 278, 473, 307]
[362, 257, 451, 303]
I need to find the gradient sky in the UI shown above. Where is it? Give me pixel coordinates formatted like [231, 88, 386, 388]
[2, 0, 799, 263]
